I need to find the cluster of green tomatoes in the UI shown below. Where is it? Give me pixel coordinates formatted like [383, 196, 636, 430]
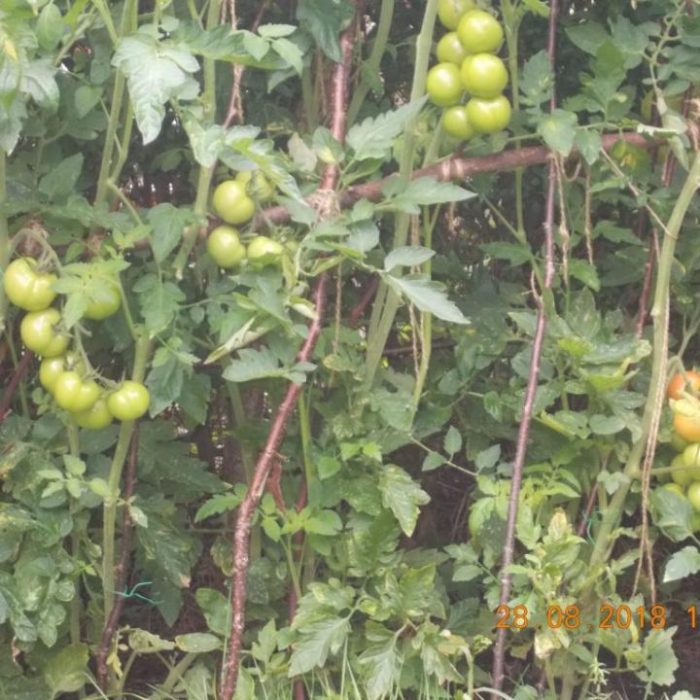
[208, 170, 290, 269]
[3, 257, 150, 428]
[428, 0, 512, 140]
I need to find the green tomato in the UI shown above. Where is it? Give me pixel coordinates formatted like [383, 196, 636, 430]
[3, 257, 57, 311]
[20, 308, 69, 357]
[671, 431, 690, 452]
[84, 281, 121, 320]
[74, 397, 113, 430]
[610, 140, 652, 176]
[671, 453, 696, 486]
[662, 482, 685, 496]
[426, 62, 463, 107]
[460, 53, 508, 98]
[465, 95, 512, 133]
[212, 180, 256, 225]
[683, 443, 700, 469]
[207, 226, 247, 269]
[39, 353, 83, 393]
[107, 380, 150, 421]
[442, 105, 476, 140]
[246, 236, 284, 267]
[688, 482, 700, 512]
[53, 371, 100, 413]
[457, 10, 504, 54]
[438, 0, 476, 30]
[235, 170, 274, 201]
[436, 32, 467, 65]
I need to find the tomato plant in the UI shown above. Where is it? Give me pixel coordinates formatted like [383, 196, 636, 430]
[207, 226, 247, 268]
[668, 369, 700, 399]
[107, 381, 151, 421]
[460, 53, 509, 98]
[426, 62, 463, 106]
[212, 180, 256, 225]
[442, 105, 475, 140]
[437, 0, 476, 30]
[20, 308, 69, 357]
[0, 1, 699, 699]
[53, 372, 101, 413]
[436, 32, 467, 65]
[246, 235, 284, 267]
[3, 257, 57, 311]
[465, 95, 512, 133]
[457, 10, 504, 54]
[73, 397, 113, 430]
[84, 281, 121, 320]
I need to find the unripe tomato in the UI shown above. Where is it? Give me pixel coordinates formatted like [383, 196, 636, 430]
[84, 281, 121, 320]
[667, 370, 700, 400]
[442, 105, 476, 140]
[53, 371, 100, 413]
[426, 63, 463, 107]
[674, 411, 700, 443]
[683, 443, 700, 470]
[465, 95, 512, 133]
[236, 170, 274, 201]
[207, 226, 247, 269]
[3, 257, 57, 311]
[212, 180, 256, 225]
[671, 432, 690, 452]
[74, 397, 113, 430]
[460, 53, 508, 98]
[438, 0, 476, 30]
[688, 482, 700, 512]
[246, 236, 284, 267]
[39, 353, 84, 393]
[457, 10, 504, 54]
[107, 381, 150, 421]
[672, 454, 696, 487]
[610, 140, 651, 176]
[20, 309, 69, 357]
[436, 32, 467, 65]
[662, 482, 685, 496]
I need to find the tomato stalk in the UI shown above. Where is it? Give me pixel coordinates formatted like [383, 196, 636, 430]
[347, 0, 396, 126]
[173, 0, 222, 279]
[365, 0, 440, 385]
[101, 332, 151, 624]
[589, 153, 700, 566]
[94, 0, 139, 210]
[0, 150, 8, 333]
[500, 0, 525, 240]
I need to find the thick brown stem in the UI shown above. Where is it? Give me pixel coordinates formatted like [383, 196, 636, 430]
[491, 0, 560, 693]
[218, 275, 329, 700]
[96, 430, 139, 690]
[255, 133, 656, 228]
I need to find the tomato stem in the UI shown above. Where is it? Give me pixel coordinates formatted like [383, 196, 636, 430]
[101, 332, 151, 631]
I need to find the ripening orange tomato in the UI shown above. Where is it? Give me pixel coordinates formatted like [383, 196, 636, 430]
[667, 370, 700, 400]
[674, 412, 700, 443]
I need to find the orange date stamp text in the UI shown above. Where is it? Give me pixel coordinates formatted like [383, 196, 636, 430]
[495, 603, 698, 631]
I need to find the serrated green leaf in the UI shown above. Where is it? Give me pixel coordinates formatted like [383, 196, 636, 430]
[384, 274, 470, 325]
[663, 546, 700, 582]
[288, 617, 350, 675]
[383, 176, 475, 213]
[538, 109, 578, 155]
[113, 33, 200, 144]
[378, 464, 430, 536]
[384, 246, 434, 272]
[347, 98, 426, 161]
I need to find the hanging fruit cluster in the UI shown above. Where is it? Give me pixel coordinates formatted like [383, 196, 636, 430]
[659, 370, 700, 526]
[429, 0, 512, 140]
[3, 257, 150, 429]
[207, 170, 286, 269]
